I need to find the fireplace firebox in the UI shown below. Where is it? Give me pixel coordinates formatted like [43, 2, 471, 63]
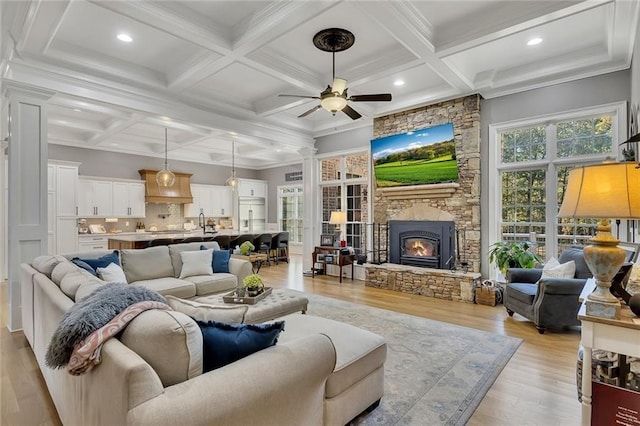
[389, 220, 455, 269]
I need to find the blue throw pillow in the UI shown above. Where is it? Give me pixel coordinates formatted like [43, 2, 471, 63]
[200, 246, 231, 273]
[71, 259, 98, 276]
[197, 320, 285, 372]
[72, 251, 120, 276]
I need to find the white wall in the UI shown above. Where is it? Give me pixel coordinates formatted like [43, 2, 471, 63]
[49, 144, 259, 184]
[256, 163, 302, 223]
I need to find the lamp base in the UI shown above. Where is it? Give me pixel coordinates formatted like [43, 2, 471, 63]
[583, 219, 625, 319]
[586, 298, 620, 319]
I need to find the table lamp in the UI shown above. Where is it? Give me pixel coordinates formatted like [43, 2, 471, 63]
[558, 161, 640, 319]
[329, 211, 347, 247]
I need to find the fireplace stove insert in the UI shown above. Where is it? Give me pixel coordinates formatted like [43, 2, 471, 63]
[388, 220, 455, 269]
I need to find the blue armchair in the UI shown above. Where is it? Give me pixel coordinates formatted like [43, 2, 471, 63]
[504, 246, 591, 334]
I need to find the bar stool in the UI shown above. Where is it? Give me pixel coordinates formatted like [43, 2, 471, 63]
[277, 231, 289, 263]
[213, 234, 231, 249]
[148, 238, 176, 247]
[180, 236, 204, 243]
[253, 233, 272, 265]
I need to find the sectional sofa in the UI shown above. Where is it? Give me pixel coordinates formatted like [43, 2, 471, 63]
[20, 242, 387, 425]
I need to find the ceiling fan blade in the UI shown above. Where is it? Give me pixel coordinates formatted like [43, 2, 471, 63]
[349, 94, 392, 102]
[298, 105, 322, 118]
[331, 77, 347, 95]
[279, 94, 321, 99]
[342, 105, 362, 120]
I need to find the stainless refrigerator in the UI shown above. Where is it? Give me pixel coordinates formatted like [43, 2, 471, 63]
[239, 197, 265, 233]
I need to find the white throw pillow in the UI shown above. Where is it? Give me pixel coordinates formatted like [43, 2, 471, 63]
[165, 295, 248, 323]
[96, 262, 128, 284]
[179, 249, 213, 279]
[540, 258, 576, 280]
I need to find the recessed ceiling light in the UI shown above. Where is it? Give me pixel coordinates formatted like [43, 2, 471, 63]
[161, 116, 171, 121]
[117, 33, 133, 43]
[527, 37, 543, 46]
[73, 108, 81, 112]
[229, 131, 237, 136]
[111, 143, 119, 146]
[394, 80, 405, 86]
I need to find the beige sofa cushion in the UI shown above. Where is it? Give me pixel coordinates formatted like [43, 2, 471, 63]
[185, 273, 237, 296]
[278, 314, 387, 398]
[60, 268, 104, 300]
[32, 255, 67, 277]
[131, 278, 197, 299]
[166, 295, 248, 323]
[51, 260, 81, 286]
[121, 246, 174, 283]
[120, 309, 203, 387]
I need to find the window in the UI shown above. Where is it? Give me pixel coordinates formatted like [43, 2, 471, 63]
[277, 185, 303, 244]
[489, 103, 625, 263]
[319, 152, 369, 254]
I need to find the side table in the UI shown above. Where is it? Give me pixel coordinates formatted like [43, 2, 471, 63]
[578, 300, 640, 425]
[231, 253, 268, 273]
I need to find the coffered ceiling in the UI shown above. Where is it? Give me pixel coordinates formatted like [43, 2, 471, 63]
[1, 0, 638, 169]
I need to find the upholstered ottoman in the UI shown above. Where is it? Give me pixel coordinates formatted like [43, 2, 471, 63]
[195, 288, 308, 324]
[277, 313, 387, 425]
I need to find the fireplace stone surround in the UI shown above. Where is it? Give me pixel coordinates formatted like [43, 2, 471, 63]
[365, 95, 481, 303]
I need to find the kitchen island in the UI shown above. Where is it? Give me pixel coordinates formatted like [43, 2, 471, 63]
[107, 232, 202, 249]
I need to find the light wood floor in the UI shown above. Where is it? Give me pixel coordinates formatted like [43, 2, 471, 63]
[1, 255, 582, 425]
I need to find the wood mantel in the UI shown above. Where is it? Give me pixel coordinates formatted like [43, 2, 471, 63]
[376, 182, 459, 199]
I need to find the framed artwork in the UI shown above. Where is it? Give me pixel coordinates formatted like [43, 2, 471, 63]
[321, 234, 334, 246]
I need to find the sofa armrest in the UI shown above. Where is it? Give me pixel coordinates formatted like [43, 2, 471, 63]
[537, 278, 587, 296]
[506, 268, 542, 284]
[228, 258, 252, 283]
[127, 334, 337, 426]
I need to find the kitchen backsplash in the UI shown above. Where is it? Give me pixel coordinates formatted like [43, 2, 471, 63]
[78, 203, 234, 233]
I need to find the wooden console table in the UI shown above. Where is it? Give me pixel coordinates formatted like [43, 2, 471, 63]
[579, 298, 640, 425]
[312, 246, 355, 283]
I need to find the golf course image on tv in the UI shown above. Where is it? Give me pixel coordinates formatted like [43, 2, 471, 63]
[371, 123, 458, 187]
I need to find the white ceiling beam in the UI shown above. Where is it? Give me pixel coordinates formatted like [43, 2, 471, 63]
[87, 113, 146, 146]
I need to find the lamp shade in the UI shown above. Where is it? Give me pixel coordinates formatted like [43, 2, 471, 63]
[329, 211, 347, 225]
[321, 95, 347, 113]
[558, 162, 640, 219]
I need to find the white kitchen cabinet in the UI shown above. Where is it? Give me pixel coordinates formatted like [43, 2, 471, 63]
[211, 185, 233, 216]
[54, 163, 78, 217]
[78, 235, 109, 251]
[112, 181, 146, 217]
[56, 217, 78, 254]
[238, 179, 267, 198]
[47, 191, 55, 254]
[78, 179, 113, 217]
[48, 161, 79, 254]
[185, 184, 231, 218]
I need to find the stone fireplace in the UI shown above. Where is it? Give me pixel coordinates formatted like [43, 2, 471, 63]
[365, 94, 482, 303]
[388, 220, 455, 269]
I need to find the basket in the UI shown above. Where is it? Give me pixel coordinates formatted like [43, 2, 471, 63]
[476, 282, 498, 306]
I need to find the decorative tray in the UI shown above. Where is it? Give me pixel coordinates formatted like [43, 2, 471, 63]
[222, 287, 272, 305]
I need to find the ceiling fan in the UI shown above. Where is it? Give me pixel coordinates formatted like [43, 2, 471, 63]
[279, 28, 392, 120]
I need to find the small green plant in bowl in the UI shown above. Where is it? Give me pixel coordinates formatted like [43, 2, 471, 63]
[243, 274, 264, 296]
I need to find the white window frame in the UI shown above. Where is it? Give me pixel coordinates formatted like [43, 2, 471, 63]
[317, 147, 370, 251]
[488, 101, 626, 278]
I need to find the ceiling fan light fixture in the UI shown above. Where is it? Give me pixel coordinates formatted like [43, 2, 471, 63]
[156, 128, 175, 187]
[321, 94, 348, 113]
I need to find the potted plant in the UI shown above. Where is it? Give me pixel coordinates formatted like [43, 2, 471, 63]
[488, 241, 541, 275]
[240, 240, 255, 255]
[243, 273, 264, 297]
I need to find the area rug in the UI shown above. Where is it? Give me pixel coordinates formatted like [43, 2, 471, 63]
[303, 293, 522, 425]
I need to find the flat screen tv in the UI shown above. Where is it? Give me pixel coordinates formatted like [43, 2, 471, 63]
[371, 122, 458, 187]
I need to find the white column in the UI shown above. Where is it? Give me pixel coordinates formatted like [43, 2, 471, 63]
[298, 147, 318, 271]
[5, 81, 54, 331]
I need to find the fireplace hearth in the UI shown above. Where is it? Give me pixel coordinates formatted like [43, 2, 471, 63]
[389, 220, 455, 270]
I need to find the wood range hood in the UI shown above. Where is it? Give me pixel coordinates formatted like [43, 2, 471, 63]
[138, 169, 193, 204]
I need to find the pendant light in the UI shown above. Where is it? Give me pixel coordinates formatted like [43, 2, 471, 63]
[226, 138, 239, 191]
[156, 128, 175, 187]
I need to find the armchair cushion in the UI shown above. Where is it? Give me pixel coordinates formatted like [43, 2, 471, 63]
[559, 246, 591, 279]
[507, 283, 537, 305]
